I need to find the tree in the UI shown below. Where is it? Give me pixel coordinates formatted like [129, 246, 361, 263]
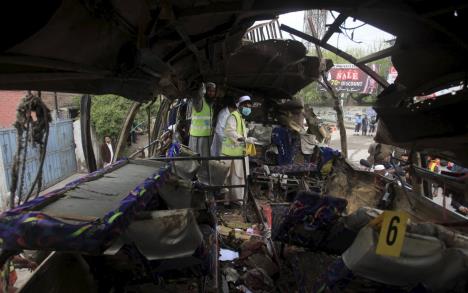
[90, 95, 134, 140]
[71, 94, 161, 141]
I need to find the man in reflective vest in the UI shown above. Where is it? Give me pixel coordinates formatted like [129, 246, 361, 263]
[189, 82, 216, 157]
[222, 95, 253, 205]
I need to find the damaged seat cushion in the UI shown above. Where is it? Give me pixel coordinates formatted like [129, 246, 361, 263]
[342, 226, 468, 292]
[108, 209, 203, 260]
[273, 192, 353, 254]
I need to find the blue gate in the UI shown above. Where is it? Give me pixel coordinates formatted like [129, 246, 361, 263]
[0, 120, 77, 209]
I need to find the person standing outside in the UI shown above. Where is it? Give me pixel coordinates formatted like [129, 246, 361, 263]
[188, 82, 217, 157]
[222, 96, 253, 205]
[361, 115, 368, 136]
[211, 96, 237, 156]
[100, 136, 114, 167]
[354, 114, 362, 135]
[369, 115, 377, 135]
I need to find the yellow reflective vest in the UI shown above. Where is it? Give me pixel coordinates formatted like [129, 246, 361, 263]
[222, 111, 246, 156]
[190, 97, 212, 137]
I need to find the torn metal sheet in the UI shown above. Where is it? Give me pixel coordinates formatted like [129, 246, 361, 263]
[1, 1, 467, 102]
[158, 176, 194, 209]
[375, 88, 468, 165]
[220, 40, 323, 99]
[117, 209, 203, 260]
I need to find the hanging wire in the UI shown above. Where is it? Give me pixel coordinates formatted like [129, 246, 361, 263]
[342, 28, 363, 44]
[339, 23, 366, 30]
[329, 10, 364, 44]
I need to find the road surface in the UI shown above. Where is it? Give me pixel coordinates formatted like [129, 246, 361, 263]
[329, 129, 375, 163]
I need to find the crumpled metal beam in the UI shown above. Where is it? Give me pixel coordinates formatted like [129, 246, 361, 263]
[280, 24, 389, 88]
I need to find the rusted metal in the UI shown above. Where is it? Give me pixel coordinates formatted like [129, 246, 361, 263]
[80, 94, 97, 172]
[356, 46, 394, 64]
[174, 23, 210, 78]
[321, 13, 348, 44]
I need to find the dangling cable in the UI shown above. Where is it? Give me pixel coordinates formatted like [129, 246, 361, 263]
[10, 93, 51, 207]
[16, 119, 30, 206]
[23, 97, 51, 203]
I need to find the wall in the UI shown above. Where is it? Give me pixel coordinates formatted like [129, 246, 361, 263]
[73, 120, 101, 172]
[0, 120, 77, 210]
[0, 91, 24, 128]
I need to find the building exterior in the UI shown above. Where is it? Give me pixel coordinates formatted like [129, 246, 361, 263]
[0, 91, 24, 128]
[0, 91, 79, 128]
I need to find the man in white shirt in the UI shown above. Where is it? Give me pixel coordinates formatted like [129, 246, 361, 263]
[100, 136, 114, 167]
[210, 96, 237, 156]
[222, 96, 255, 205]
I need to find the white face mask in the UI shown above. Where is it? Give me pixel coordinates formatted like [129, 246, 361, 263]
[241, 107, 252, 116]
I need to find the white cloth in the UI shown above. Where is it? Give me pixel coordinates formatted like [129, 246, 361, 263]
[236, 95, 251, 107]
[215, 107, 231, 137]
[188, 136, 211, 157]
[105, 143, 113, 167]
[189, 136, 211, 180]
[300, 133, 317, 154]
[210, 107, 231, 156]
[224, 113, 249, 202]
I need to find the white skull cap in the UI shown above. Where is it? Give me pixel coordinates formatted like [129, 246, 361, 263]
[237, 95, 251, 107]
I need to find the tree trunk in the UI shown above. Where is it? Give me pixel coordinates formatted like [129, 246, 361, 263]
[319, 79, 348, 158]
[114, 102, 141, 161]
[307, 16, 348, 158]
[333, 93, 348, 158]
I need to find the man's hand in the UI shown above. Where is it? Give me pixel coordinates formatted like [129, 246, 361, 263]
[459, 206, 468, 215]
[245, 137, 257, 144]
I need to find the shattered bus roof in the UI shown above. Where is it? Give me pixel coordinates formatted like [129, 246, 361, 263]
[0, 0, 467, 163]
[1, 0, 467, 99]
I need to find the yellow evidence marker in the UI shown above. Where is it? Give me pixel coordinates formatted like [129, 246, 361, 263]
[375, 211, 409, 257]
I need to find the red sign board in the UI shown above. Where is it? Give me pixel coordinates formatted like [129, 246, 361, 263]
[322, 64, 379, 94]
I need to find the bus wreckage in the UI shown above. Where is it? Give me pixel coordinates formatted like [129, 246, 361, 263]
[0, 0, 467, 292]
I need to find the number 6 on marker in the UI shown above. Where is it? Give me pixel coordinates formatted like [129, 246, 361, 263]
[375, 211, 409, 257]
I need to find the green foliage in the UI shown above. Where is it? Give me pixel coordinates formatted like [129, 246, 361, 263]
[91, 95, 133, 140]
[72, 95, 82, 108]
[135, 98, 160, 130]
[74, 94, 161, 142]
[297, 83, 332, 106]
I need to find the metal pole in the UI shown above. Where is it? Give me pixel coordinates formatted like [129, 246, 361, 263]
[128, 139, 160, 159]
[150, 155, 245, 161]
[115, 102, 142, 161]
[242, 156, 248, 207]
[80, 94, 97, 172]
[54, 92, 59, 119]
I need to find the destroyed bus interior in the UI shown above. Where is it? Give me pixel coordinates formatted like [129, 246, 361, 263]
[0, 1, 467, 292]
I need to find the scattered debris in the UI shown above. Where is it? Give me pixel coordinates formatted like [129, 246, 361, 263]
[241, 268, 274, 292]
[219, 249, 239, 261]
